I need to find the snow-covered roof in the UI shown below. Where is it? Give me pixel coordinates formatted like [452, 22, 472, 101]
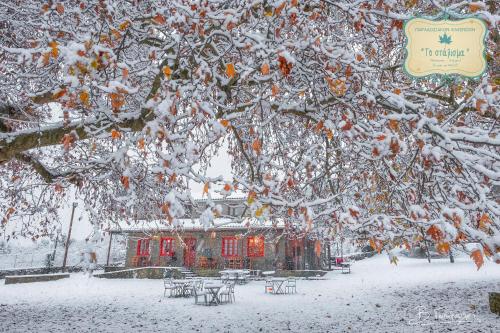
[110, 217, 285, 234]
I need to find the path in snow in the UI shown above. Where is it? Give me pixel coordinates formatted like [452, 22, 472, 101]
[0, 255, 498, 333]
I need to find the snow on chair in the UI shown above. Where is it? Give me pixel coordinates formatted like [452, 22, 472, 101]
[192, 284, 208, 305]
[220, 281, 235, 303]
[265, 278, 274, 293]
[285, 277, 296, 294]
[163, 277, 176, 297]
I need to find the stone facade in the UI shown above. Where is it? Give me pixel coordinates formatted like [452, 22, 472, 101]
[122, 228, 323, 271]
[124, 228, 287, 271]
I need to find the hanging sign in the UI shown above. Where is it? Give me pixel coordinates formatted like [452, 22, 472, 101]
[404, 18, 487, 78]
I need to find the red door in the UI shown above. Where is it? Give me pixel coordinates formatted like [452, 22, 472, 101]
[183, 238, 197, 268]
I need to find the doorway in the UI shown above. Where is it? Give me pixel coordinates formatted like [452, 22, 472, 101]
[183, 238, 197, 268]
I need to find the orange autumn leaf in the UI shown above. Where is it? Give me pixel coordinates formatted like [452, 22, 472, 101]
[479, 213, 491, 225]
[426, 224, 443, 241]
[203, 182, 209, 195]
[61, 133, 74, 151]
[271, 84, 280, 96]
[469, 3, 483, 12]
[111, 129, 121, 140]
[470, 249, 484, 270]
[278, 56, 292, 76]
[261, 63, 270, 75]
[369, 239, 383, 254]
[390, 138, 400, 155]
[137, 138, 145, 150]
[109, 93, 125, 110]
[388, 119, 399, 131]
[326, 77, 347, 96]
[315, 120, 324, 133]
[475, 99, 486, 113]
[163, 66, 172, 79]
[220, 119, 230, 127]
[56, 3, 64, 14]
[436, 242, 450, 254]
[345, 65, 352, 78]
[223, 183, 232, 192]
[274, 2, 286, 15]
[325, 129, 334, 140]
[153, 13, 166, 25]
[79, 90, 89, 106]
[119, 21, 130, 31]
[121, 176, 130, 190]
[247, 190, 257, 204]
[349, 208, 360, 218]
[226, 63, 236, 78]
[42, 52, 51, 65]
[169, 173, 177, 184]
[52, 88, 67, 100]
[49, 41, 59, 58]
[393, 88, 401, 95]
[252, 138, 261, 154]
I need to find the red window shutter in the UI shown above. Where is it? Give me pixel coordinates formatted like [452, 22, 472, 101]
[136, 239, 142, 256]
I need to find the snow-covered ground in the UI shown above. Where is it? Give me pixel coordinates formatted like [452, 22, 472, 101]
[0, 255, 498, 333]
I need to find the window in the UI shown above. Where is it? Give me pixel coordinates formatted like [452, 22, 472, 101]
[136, 238, 150, 256]
[247, 236, 265, 257]
[159, 237, 175, 256]
[221, 237, 238, 257]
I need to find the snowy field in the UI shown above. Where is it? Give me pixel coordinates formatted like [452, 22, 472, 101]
[0, 255, 498, 333]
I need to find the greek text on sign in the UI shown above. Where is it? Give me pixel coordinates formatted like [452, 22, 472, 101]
[404, 18, 487, 78]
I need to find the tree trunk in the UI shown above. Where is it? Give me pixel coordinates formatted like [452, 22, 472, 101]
[489, 292, 500, 315]
[327, 240, 332, 271]
[449, 250, 454, 263]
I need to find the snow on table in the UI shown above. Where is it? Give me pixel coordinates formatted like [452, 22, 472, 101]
[0, 255, 499, 332]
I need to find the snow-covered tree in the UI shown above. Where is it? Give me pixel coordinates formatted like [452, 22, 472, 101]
[0, 1, 498, 267]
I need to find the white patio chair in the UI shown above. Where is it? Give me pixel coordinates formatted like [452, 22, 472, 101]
[285, 277, 296, 294]
[192, 285, 208, 305]
[163, 278, 175, 297]
[265, 278, 274, 293]
[219, 281, 235, 303]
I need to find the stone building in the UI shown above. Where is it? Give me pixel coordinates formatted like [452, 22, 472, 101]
[112, 198, 324, 271]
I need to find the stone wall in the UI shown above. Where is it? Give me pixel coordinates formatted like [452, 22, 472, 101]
[5, 273, 69, 284]
[94, 267, 183, 279]
[0, 266, 82, 279]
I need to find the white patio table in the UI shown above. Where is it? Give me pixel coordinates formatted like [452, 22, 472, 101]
[204, 282, 224, 305]
[171, 279, 194, 297]
[270, 278, 287, 294]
